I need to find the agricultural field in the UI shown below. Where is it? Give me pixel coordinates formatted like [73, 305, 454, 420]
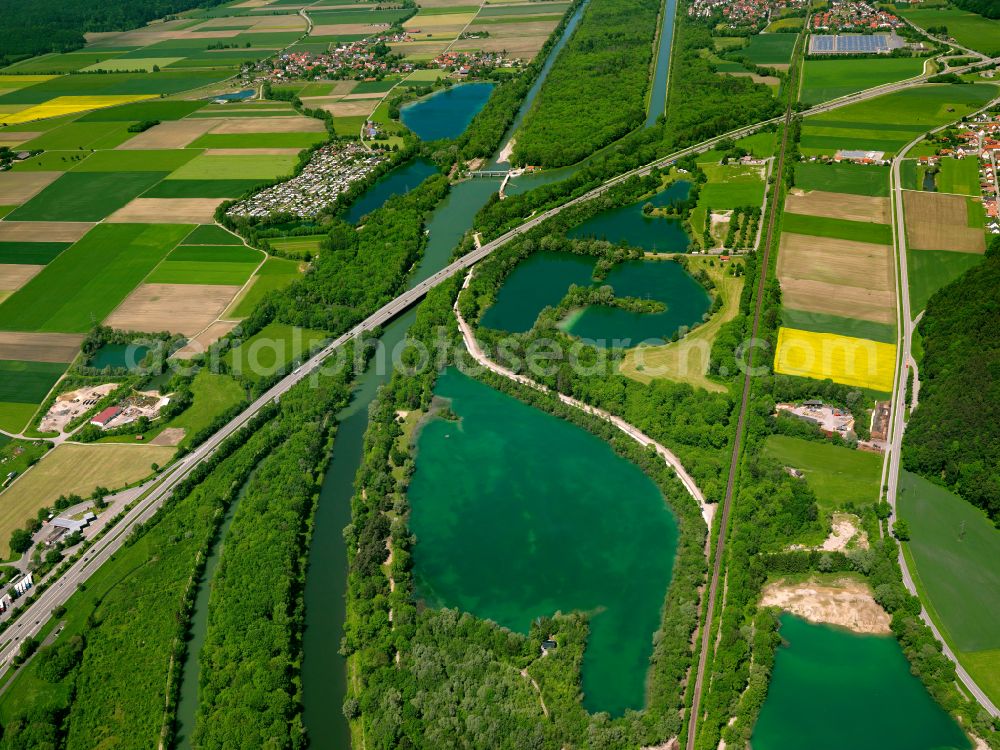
[781, 309, 895, 344]
[6, 172, 170, 222]
[907, 248, 983, 313]
[799, 84, 999, 156]
[903, 190, 986, 253]
[0, 224, 192, 333]
[620, 257, 744, 393]
[794, 162, 890, 196]
[898, 7, 1000, 56]
[780, 212, 893, 244]
[898, 470, 1000, 705]
[774, 327, 896, 392]
[935, 156, 980, 196]
[145, 244, 262, 285]
[226, 257, 303, 317]
[799, 57, 926, 105]
[0, 443, 174, 557]
[762, 434, 882, 515]
[268, 235, 326, 257]
[0, 359, 66, 432]
[724, 33, 797, 66]
[698, 163, 768, 208]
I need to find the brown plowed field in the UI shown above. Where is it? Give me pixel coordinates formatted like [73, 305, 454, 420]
[903, 190, 986, 253]
[786, 190, 891, 224]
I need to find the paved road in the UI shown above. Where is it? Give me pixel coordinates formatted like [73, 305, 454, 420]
[1, 61, 994, 677]
[884, 123, 1000, 718]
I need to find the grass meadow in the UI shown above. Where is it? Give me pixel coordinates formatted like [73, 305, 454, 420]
[167, 153, 298, 180]
[698, 163, 767, 208]
[0, 223, 192, 332]
[182, 225, 242, 245]
[188, 132, 326, 149]
[227, 257, 302, 317]
[899, 7, 1000, 56]
[936, 157, 980, 196]
[224, 321, 326, 378]
[799, 57, 925, 105]
[800, 84, 999, 156]
[762, 434, 882, 515]
[146, 245, 260, 285]
[729, 33, 797, 65]
[907, 248, 983, 313]
[898, 470, 1000, 704]
[794, 162, 889, 196]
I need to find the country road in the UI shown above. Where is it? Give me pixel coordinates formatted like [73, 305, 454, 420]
[884, 120, 1000, 718]
[0, 60, 996, 690]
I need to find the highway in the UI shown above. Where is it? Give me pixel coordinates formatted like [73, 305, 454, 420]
[884, 119, 1000, 718]
[0, 59, 995, 683]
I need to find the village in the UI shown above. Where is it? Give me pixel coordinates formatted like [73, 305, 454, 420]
[227, 142, 391, 219]
[260, 33, 415, 84]
[810, 0, 904, 31]
[687, 0, 806, 29]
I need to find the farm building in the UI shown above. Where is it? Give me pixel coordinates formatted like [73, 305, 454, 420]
[91, 406, 122, 427]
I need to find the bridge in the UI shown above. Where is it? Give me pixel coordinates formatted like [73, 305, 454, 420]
[468, 169, 509, 178]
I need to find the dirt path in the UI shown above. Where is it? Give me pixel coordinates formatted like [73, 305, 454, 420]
[454, 272, 714, 528]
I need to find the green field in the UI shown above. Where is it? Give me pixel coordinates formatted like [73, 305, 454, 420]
[2, 51, 127, 74]
[71, 149, 201, 172]
[167, 153, 298, 180]
[898, 470, 1000, 704]
[143, 178, 263, 198]
[0, 242, 69, 264]
[309, 8, 413, 23]
[76, 99, 206, 122]
[187, 132, 326, 149]
[0, 360, 66, 432]
[761, 434, 882, 515]
[800, 84, 999, 156]
[899, 7, 1000, 56]
[781, 308, 896, 344]
[20, 122, 133, 151]
[146, 244, 260, 284]
[782, 212, 893, 244]
[794, 162, 889, 196]
[0, 71, 230, 104]
[6, 171, 167, 221]
[800, 57, 926, 105]
[699, 163, 767, 208]
[182, 225, 242, 245]
[164, 370, 245, 445]
[0, 224, 192, 332]
[227, 257, 302, 317]
[224, 322, 326, 378]
[8, 151, 92, 172]
[936, 156, 980, 196]
[907, 248, 983, 313]
[727, 33, 797, 65]
[268, 235, 325, 256]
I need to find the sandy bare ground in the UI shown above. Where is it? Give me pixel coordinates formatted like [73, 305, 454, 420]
[786, 190, 891, 224]
[203, 147, 302, 156]
[179, 30, 242, 39]
[0, 221, 94, 242]
[192, 17, 255, 29]
[778, 233, 895, 324]
[0, 171, 60, 204]
[904, 190, 985, 253]
[330, 80, 357, 95]
[171, 320, 238, 358]
[105, 283, 241, 335]
[453, 34, 550, 57]
[821, 513, 869, 552]
[116, 119, 217, 149]
[300, 96, 345, 109]
[0, 331, 84, 363]
[324, 100, 379, 117]
[209, 117, 326, 133]
[39, 382, 117, 432]
[151, 427, 186, 446]
[248, 16, 307, 30]
[760, 577, 891, 634]
[0, 264, 43, 293]
[342, 91, 387, 101]
[106, 198, 224, 224]
[0, 131, 41, 147]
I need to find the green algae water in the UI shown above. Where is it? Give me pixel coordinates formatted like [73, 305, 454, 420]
[343, 158, 438, 224]
[752, 614, 970, 750]
[479, 251, 710, 345]
[567, 181, 692, 252]
[408, 367, 678, 716]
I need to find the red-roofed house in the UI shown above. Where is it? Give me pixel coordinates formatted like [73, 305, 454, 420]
[91, 407, 122, 427]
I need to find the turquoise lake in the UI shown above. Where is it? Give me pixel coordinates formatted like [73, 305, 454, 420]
[343, 158, 438, 223]
[409, 367, 677, 716]
[752, 614, 971, 750]
[567, 180, 692, 252]
[400, 82, 495, 141]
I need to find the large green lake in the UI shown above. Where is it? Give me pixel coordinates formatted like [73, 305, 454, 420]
[479, 251, 710, 345]
[409, 368, 678, 716]
[752, 614, 970, 750]
[567, 181, 692, 252]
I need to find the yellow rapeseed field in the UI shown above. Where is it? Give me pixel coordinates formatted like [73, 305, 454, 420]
[0, 94, 156, 125]
[774, 327, 897, 392]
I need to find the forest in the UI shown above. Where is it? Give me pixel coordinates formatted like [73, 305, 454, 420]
[511, 0, 661, 167]
[0, 0, 228, 63]
[950, 0, 1000, 19]
[902, 251, 1000, 522]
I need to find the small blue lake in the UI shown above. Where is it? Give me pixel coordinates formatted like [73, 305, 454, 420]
[400, 82, 495, 141]
[568, 181, 692, 252]
[90, 343, 150, 371]
[343, 158, 438, 223]
[212, 89, 255, 101]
